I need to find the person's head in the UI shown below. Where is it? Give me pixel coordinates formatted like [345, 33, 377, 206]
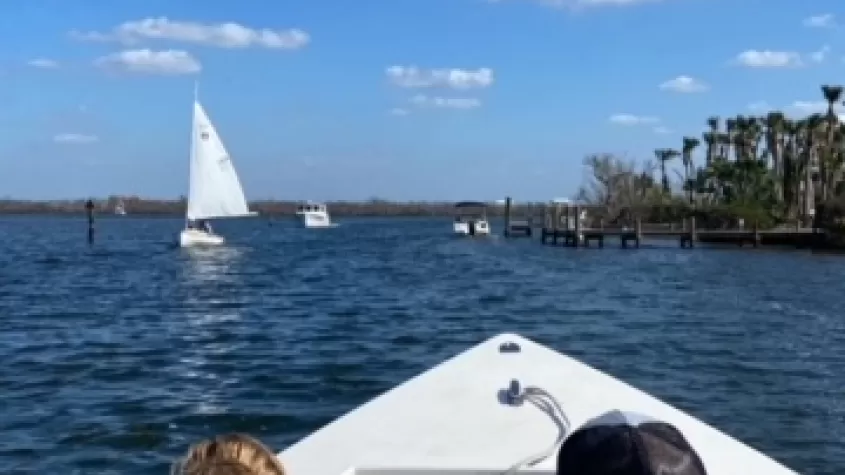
[172, 433, 286, 475]
[557, 411, 707, 475]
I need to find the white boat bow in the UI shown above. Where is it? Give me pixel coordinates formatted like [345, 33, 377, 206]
[280, 333, 797, 475]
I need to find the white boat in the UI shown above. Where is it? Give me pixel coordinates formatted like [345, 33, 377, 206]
[179, 93, 256, 247]
[114, 200, 126, 215]
[453, 201, 491, 236]
[279, 333, 797, 475]
[296, 202, 334, 228]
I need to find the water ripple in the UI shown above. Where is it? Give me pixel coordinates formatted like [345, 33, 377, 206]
[0, 216, 842, 474]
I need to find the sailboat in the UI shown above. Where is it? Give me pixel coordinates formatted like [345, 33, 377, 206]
[114, 199, 127, 215]
[179, 92, 256, 247]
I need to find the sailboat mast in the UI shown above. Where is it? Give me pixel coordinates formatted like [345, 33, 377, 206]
[187, 84, 198, 222]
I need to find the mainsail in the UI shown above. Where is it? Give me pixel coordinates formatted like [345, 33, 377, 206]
[186, 101, 253, 220]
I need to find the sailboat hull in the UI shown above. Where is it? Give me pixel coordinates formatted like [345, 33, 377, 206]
[179, 229, 225, 247]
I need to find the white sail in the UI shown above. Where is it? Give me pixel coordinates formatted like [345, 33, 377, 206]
[186, 101, 254, 220]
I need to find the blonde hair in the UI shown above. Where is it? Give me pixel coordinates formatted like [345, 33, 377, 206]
[172, 433, 286, 475]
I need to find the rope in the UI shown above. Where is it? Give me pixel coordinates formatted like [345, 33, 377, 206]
[501, 385, 571, 475]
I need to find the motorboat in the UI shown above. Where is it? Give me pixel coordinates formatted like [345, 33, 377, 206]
[296, 202, 334, 228]
[279, 333, 798, 475]
[453, 201, 491, 236]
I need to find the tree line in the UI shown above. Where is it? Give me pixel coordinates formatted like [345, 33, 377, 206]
[578, 84, 845, 232]
[0, 196, 539, 217]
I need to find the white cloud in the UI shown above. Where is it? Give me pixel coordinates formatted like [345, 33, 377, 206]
[94, 49, 201, 75]
[747, 101, 772, 112]
[389, 108, 409, 116]
[579, 0, 661, 4]
[788, 100, 845, 120]
[410, 94, 481, 109]
[71, 18, 309, 50]
[28, 58, 59, 69]
[735, 50, 802, 68]
[791, 100, 824, 113]
[803, 13, 834, 28]
[609, 113, 658, 125]
[386, 65, 493, 89]
[54, 133, 98, 144]
[791, 100, 836, 113]
[747, 100, 845, 120]
[659, 75, 707, 93]
[653, 126, 671, 134]
[809, 45, 830, 63]
[487, 0, 665, 8]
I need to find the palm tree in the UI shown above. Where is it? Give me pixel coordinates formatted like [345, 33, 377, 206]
[705, 116, 720, 165]
[748, 116, 763, 161]
[725, 117, 737, 160]
[764, 112, 785, 169]
[781, 119, 799, 219]
[828, 124, 845, 197]
[762, 111, 786, 202]
[681, 137, 700, 204]
[654, 148, 679, 195]
[702, 131, 716, 166]
[822, 85, 842, 118]
[800, 114, 825, 224]
[645, 84, 845, 228]
[820, 85, 842, 200]
[733, 115, 748, 161]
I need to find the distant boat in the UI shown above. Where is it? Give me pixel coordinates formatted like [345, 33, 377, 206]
[114, 200, 126, 215]
[295, 201, 335, 228]
[178, 92, 256, 247]
[453, 201, 491, 236]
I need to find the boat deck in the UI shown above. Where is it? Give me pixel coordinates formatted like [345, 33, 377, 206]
[279, 333, 796, 475]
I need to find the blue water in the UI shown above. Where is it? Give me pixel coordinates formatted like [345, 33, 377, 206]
[0, 216, 843, 474]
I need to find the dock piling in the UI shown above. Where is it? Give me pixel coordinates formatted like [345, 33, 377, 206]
[85, 199, 95, 244]
[689, 215, 697, 247]
[560, 205, 567, 246]
[680, 216, 696, 248]
[574, 205, 582, 247]
[635, 217, 642, 248]
[504, 196, 512, 238]
[542, 204, 551, 244]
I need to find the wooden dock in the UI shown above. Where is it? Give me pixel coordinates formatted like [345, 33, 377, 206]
[540, 224, 817, 248]
[500, 197, 820, 249]
[503, 196, 536, 237]
[506, 220, 533, 237]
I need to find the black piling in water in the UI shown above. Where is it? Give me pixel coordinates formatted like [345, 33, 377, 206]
[504, 196, 512, 237]
[85, 199, 95, 244]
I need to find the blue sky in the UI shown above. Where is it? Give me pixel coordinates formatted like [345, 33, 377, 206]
[1, 0, 844, 201]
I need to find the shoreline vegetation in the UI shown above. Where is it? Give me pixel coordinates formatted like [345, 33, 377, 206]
[0, 197, 523, 217]
[572, 84, 845, 244]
